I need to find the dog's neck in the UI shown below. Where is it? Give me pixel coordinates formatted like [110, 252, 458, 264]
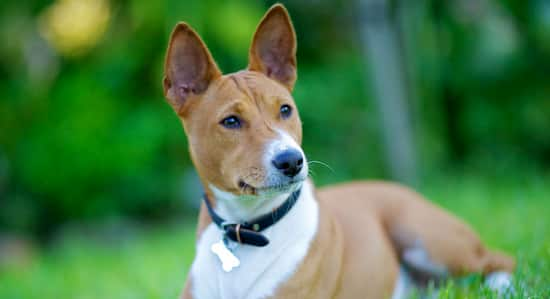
[208, 183, 302, 223]
[190, 180, 319, 298]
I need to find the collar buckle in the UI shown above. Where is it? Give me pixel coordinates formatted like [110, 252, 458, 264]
[203, 188, 302, 247]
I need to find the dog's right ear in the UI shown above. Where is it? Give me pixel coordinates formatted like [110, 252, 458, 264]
[163, 23, 221, 116]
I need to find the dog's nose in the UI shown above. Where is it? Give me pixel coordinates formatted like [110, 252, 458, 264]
[272, 149, 304, 177]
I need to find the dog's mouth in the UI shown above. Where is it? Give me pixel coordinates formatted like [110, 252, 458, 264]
[238, 178, 304, 196]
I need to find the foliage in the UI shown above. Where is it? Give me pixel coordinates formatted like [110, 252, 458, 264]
[0, 0, 549, 235]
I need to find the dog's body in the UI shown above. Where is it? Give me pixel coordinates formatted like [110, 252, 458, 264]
[162, 5, 515, 299]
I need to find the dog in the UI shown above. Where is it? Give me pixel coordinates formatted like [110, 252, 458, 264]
[162, 4, 515, 299]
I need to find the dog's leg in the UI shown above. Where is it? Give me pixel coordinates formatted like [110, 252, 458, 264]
[378, 186, 515, 283]
[180, 278, 194, 299]
[179, 203, 211, 299]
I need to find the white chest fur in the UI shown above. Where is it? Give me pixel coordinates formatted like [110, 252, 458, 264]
[189, 181, 319, 299]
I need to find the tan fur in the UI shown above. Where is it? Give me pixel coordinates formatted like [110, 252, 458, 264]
[162, 4, 515, 299]
[274, 182, 515, 298]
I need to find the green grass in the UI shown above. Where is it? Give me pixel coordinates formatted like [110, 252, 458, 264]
[0, 225, 196, 299]
[1, 174, 549, 298]
[417, 173, 550, 298]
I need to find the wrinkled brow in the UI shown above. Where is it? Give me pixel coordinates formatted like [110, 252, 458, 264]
[215, 100, 248, 119]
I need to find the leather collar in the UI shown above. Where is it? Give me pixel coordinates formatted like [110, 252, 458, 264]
[203, 188, 302, 247]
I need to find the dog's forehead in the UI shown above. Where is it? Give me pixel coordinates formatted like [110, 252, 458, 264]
[206, 71, 293, 105]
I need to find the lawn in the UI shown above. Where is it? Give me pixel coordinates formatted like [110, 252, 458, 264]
[1, 173, 549, 298]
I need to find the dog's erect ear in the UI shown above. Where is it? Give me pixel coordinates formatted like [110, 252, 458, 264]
[248, 4, 297, 91]
[163, 23, 221, 115]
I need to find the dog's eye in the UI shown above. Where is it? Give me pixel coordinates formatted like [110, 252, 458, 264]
[220, 116, 242, 129]
[280, 104, 292, 119]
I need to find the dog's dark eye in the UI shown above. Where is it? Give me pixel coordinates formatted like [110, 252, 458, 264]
[280, 104, 292, 119]
[220, 116, 242, 129]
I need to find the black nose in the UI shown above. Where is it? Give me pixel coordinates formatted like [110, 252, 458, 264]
[272, 149, 304, 177]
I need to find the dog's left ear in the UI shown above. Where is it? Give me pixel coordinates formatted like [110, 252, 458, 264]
[248, 4, 297, 91]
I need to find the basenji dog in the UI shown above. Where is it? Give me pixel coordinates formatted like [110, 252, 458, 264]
[162, 4, 515, 299]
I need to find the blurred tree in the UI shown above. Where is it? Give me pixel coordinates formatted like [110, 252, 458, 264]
[0, 0, 549, 238]
[358, 0, 418, 184]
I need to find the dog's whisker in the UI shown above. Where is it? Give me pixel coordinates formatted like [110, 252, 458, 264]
[308, 160, 335, 173]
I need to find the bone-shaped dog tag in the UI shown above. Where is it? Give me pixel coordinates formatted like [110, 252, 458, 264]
[211, 240, 240, 272]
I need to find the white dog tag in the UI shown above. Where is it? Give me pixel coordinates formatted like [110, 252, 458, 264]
[211, 240, 240, 272]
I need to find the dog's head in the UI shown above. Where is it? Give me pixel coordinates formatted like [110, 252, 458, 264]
[163, 4, 307, 202]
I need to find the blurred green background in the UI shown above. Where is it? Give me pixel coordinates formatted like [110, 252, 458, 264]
[0, 0, 549, 298]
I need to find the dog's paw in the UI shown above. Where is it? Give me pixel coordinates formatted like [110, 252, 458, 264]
[485, 271, 515, 296]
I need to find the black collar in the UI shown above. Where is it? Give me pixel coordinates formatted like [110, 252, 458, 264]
[203, 188, 302, 247]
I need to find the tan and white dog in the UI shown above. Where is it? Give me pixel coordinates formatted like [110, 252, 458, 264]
[162, 4, 515, 299]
